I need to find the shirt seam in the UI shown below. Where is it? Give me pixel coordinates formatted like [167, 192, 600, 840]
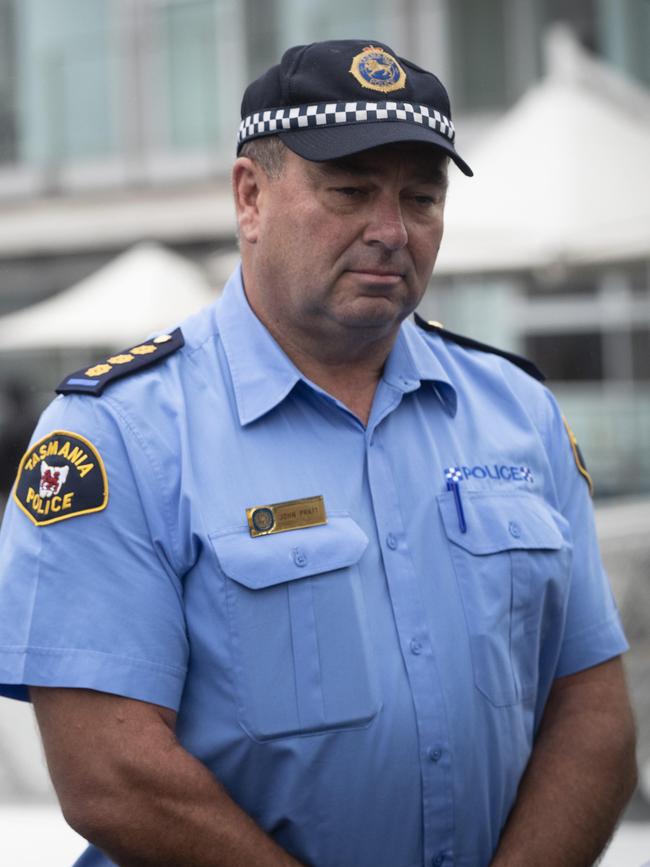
[538, 386, 565, 511]
[102, 395, 184, 578]
[559, 611, 624, 647]
[0, 645, 187, 677]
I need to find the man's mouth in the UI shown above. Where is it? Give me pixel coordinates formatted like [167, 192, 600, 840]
[347, 269, 404, 284]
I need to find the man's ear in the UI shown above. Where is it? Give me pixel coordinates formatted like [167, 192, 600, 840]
[232, 157, 264, 244]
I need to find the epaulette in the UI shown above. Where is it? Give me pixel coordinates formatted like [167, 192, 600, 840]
[56, 328, 184, 396]
[414, 314, 545, 382]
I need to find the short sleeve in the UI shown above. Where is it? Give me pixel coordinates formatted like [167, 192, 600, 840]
[542, 389, 628, 677]
[0, 393, 189, 710]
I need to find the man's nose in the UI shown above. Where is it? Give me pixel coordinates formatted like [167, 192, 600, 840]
[363, 199, 408, 251]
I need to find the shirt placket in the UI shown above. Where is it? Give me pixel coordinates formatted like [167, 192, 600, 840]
[366, 385, 455, 867]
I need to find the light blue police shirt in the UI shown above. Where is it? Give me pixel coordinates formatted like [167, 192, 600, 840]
[0, 266, 628, 867]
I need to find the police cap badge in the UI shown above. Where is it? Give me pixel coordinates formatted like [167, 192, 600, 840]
[238, 39, 472, 176]
[349, 45, 407, 93]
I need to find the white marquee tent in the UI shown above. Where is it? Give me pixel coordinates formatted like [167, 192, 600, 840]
[0, 242, 218, 350]
[437, 28, 650, 275]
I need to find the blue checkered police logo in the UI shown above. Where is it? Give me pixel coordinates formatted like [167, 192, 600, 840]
[237, 101, 456, 148]
[444, 464, 534, 484]
[445, 467, 463, 483]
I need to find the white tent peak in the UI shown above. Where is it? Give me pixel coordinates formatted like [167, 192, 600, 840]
[438, 28, 650, 274]
[543, 23, 650, 123]
[0, 242, 217, 350]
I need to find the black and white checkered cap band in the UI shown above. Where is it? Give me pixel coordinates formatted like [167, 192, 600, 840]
[237, 101, 456, 147]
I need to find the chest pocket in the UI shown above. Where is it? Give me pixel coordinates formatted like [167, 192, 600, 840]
[210, 516, 380, 740]
[438, 491, 572, 707]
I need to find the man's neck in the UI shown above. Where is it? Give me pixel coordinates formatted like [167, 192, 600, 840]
[269, 325, 390, 426]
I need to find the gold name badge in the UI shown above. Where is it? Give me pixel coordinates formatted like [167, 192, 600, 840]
[246, 495, 327, 538]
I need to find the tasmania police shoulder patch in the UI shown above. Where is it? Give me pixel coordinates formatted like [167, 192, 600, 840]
[56, 328, 184, 396]
[414, 314, 545, 382]
[13, 430, 108, 526]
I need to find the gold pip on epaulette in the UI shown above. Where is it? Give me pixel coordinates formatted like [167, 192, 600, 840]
[56, 328, 184, 396]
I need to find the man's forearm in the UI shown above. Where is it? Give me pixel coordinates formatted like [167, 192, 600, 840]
[79, 743, 302, 867]
[490, 658, 637, 867]
[31, 688, 304, 867]
[74, 740, 304, 867]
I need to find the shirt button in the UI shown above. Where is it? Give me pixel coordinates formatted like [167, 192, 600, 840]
[433, 854, 445, 866]
[292, 548, 308, 567]
[508, 521, 522, 538]
[427, 747, 442, 762]
[409, 638, 422, 655]
[386, 533, 398, 550]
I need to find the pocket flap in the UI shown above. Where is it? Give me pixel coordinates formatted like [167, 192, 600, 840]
[210, 515, 369, 589]
[437, 491, 564, 554]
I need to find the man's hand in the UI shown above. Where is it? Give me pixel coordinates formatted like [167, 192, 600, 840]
[31, 687, 305, 867]
[490, 656, 637, 867]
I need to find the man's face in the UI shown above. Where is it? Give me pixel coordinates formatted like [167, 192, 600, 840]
[239, 141, 448, 350]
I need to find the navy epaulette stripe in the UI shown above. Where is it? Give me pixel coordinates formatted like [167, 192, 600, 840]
[56, 328, 184, 396]
[414, 314, 545, 382]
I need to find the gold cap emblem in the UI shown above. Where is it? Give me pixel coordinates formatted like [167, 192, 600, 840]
[349, 46, 407, 94]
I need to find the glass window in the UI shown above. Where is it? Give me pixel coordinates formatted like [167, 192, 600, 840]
[525, 270, 599, 299]
[632, 328, 650, 381]
[272, 0, 393, 63]
[17, 0, 114, 165]
[244, 0, 282, 81]
[525, 332, 603, 381]
[596, 0, 650, 89]
[160, 0, 220, 150]
[628, 262, 650, 297]
[448, 0, 508, 111]
[0, 0, 17, 164]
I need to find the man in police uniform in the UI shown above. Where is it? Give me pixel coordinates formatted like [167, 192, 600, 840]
[0, 40, 637, 867]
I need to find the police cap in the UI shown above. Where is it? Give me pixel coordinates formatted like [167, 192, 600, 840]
[237, 39, 473, 176]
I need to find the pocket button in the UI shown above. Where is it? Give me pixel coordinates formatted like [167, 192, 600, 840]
[508, 521, 522, 539]
[292, 547, 308, 567]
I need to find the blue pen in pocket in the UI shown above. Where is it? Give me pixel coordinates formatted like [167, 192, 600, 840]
[444, 467, 467, 533]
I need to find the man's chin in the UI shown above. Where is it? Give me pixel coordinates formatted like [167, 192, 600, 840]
[332, 298, 415, 332]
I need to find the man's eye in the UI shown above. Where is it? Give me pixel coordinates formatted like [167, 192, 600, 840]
[413, 194, 436, 206]
[335, 187, 364, 197]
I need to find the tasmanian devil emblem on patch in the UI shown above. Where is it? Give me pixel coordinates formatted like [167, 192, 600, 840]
[39, 461, 70, 498]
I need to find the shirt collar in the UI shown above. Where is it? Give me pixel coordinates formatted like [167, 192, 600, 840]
[383, 319, 457, 417]
[216, 266, 302, 426]
[216, 265, 457, 424]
